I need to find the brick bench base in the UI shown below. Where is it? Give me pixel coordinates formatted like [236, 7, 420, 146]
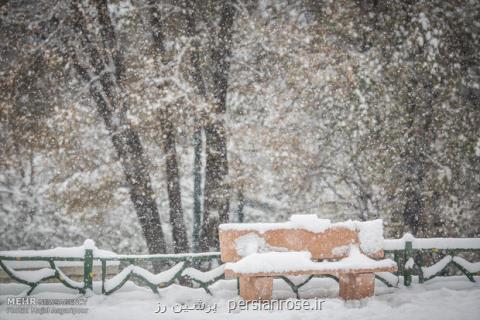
[226, 265, 396, 301]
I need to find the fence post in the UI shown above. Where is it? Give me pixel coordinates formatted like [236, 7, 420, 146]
[404, 240, 413, 287]
[417, 253, 424, 283]
[394, 251, 401, 275]
[83, 240, 94, 292]
[101, 259, 106, 294]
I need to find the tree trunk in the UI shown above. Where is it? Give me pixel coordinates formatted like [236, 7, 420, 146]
[236, 189, 245, 223]
[148, 1, 189, 252]
[192, 124, 203, 252]
[201, 120, 230, 250]
[159, 114, 189, 253]
[111, 128, 167, 254]
[70, 0, 167, 254]
[402, 85, 431, 237]
[199, 0, 235, 251]
[182, 0, 235, 251]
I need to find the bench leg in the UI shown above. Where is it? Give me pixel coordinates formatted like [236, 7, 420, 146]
[338, 273, 375, 300]
[239, 276, 273, 301]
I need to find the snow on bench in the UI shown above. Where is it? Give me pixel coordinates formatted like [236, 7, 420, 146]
[219, 215, 397, 301]
[220, 216, 385, 258]
[224, 246, 396, 277]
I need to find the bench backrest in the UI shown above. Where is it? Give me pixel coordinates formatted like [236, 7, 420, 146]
[219, 218, 384, 262]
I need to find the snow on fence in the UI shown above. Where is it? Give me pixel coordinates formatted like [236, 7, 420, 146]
[0, 235, 479, 297]
[382, 234, 480, 287]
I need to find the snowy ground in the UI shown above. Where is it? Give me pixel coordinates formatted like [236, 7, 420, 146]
[1, 276, 479, 320]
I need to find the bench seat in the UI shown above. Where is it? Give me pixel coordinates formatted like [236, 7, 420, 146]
[224, 246, 396, 278]
[224, 245, 397, 300]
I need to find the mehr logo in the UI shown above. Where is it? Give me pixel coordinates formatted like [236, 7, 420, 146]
[7, 297, 37, 305]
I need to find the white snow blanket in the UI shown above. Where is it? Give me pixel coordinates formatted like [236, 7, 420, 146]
[0, 276, 479, 320]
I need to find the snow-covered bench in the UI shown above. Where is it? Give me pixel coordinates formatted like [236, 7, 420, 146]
[219, 215, 397, 301]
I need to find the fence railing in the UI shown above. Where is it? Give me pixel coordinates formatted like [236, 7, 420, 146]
[1, 235, 479, 297]
[382, 234, 480, 287]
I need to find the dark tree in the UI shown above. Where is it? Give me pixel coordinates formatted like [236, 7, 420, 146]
[69, 0, 166, 254]
[148, 0, 189, 253]
[192, 124, 203, 252]
[183, 0, 235, 251]
[199, 0, 235, 251]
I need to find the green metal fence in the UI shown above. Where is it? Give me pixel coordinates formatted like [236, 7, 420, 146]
[383, 236, 480, 287]
[1, 236, 479, 297]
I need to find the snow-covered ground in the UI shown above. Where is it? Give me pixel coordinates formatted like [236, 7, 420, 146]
[1, 276, 479, 320]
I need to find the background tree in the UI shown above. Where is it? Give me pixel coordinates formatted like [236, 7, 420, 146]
[67, 0, 167, 254]
[147, 0, 189, 253]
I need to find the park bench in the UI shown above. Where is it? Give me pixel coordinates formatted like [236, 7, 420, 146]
[219, 215, 397, 301]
